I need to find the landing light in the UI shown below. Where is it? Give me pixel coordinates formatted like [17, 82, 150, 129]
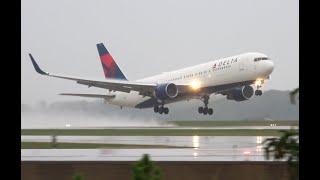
[190, 80, 201, 91]
[254, 78, 264, 87]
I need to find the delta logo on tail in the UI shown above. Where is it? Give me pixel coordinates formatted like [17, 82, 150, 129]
[97, 43, 127, 80]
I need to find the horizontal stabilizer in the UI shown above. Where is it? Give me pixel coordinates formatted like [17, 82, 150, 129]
[59, 93, 115, 99]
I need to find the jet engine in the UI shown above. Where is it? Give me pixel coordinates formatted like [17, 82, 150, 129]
[154, 83, 178, 100]
[226, 85, 254, 101]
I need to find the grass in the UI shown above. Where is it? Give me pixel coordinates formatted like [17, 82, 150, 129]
[170, 120, 299, 127]
[21, 142, 188, 149]
[21, 129, 297, 136]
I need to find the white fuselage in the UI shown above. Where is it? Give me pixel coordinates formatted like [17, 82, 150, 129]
[105, 52, 274, 108]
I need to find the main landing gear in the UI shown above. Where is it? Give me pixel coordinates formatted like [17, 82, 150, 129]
[198, 95, 213, 115]
[154, 105, 169, 115]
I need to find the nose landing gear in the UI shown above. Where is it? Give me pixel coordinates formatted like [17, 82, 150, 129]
[254, 79, 264, 96]
[255, 89, 263, 96]
[255, 85, 263, 96]
[198, 95, 213, 115]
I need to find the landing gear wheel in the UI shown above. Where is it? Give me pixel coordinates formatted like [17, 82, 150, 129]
[255, 90, 262, 96]
[164, 107, 169, 114]
[198, 95, 214, 115]
[158, 107, 163, 114]
[198, 107, 203, 114]
[203, 107, 208, 115]
[154, 106, 159, 113]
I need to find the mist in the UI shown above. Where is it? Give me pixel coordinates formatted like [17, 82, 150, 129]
[21, 89, 298, 129]
[21, 112, 171, 129]
[21, 99, 176, 129]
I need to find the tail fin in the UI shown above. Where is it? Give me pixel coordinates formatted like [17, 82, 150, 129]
[97, 43, 127, 80]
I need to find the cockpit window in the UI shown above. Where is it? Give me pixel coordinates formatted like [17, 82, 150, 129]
[254, 57, 268, 62]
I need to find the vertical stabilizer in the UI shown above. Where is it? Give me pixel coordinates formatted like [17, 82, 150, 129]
[96, 43, 127, 80]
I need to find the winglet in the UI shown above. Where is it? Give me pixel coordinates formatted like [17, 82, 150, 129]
[29, 54, 49, 75]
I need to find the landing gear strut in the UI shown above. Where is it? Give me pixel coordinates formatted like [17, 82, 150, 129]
[198, 95, 213, 115]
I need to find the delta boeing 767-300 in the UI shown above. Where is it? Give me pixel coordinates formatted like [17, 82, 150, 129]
[29, 43, 274, 115]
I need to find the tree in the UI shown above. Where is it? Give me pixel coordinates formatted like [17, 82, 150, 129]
[263, 129, 299, 180]
[132, 154, 162, 180]
[72, 172, 85, 180]
[290, 87, 299, 104]
[263, 130, 299, 161]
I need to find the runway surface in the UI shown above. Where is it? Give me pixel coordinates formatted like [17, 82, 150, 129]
[22, 136, 267, 148]
[55, 126, 295, 130]
[22, 136, 278, 161]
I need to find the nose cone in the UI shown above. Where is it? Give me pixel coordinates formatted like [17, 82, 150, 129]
[265, 60, 274, 74]
[258, 60, 274, 77]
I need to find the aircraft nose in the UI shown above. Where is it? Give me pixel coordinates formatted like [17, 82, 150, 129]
[264, 60, 274, 75]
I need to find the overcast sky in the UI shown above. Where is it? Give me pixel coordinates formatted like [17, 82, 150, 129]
[21, 0, 299, 105]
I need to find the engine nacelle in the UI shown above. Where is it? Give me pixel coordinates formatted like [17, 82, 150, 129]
[226, 85, 254, 101]
[154, 83, 178, 100]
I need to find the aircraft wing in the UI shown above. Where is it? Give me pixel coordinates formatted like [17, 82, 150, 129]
[29, 54, 158, 96]
[29, 54, 194, 97]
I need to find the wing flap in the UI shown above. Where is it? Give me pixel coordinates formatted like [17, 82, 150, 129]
[59, 93, 115, 99]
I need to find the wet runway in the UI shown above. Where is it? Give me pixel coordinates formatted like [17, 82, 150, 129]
[21, 136, 278, 161]
[61, 126, 295, 130]
[22, 136, 267, 148]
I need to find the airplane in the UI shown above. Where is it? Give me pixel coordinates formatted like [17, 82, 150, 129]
[29, 43, 274, 115]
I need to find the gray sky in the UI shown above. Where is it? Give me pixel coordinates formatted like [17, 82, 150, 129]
[22, 0, 299, 105]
